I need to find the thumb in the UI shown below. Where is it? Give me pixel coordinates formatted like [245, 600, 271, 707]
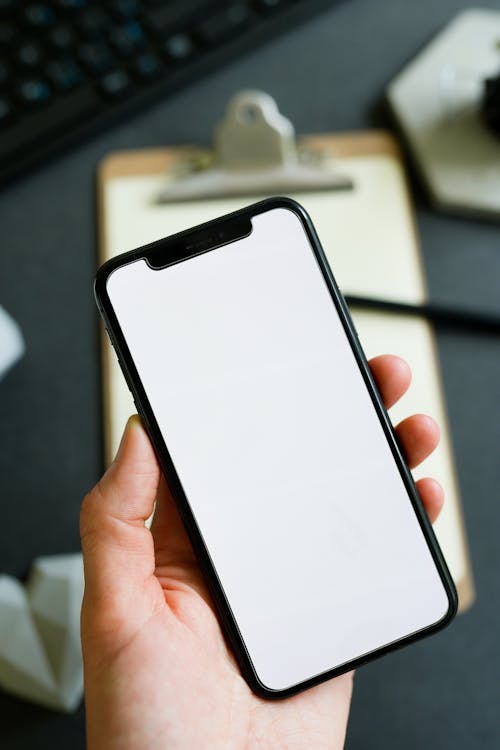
[80, 416, 162, 632]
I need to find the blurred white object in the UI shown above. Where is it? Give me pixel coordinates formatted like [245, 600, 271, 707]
[0, 554, 84, 712]
[387, 9, 500, 218]
[0, 305, 24, 380]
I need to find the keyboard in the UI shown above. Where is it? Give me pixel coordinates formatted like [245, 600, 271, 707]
[0, 0, 342, 185]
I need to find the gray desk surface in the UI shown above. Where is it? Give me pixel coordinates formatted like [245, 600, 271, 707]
[1, 0, 499, 747]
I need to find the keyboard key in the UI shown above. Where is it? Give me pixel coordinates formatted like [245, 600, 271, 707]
[79, 42, 115, 74]
[133, 52, 162, 79]
[46, 58, 83, 90]
[16, 43, 44, 68]
[110, 21, 145, 56]
[99, 69, 130, 97]
[78, 8, 108, 38]
[49, 24, 75, 50]
[110, 0, 140, 17]
[197, 4, 253, 44]
[17, 79, 52, 106]
[163, 33, 193, 62]
[24, 5, 56, 27]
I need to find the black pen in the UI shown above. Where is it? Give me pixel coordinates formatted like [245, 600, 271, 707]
[345, 294, 500, 335]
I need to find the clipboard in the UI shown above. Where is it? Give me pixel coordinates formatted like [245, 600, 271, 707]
[97, 91, 474, 612]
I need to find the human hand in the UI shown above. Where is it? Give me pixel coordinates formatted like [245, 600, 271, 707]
[80, 355, 444, 750]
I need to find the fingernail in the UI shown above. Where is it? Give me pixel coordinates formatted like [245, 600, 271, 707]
[128, 414, 142, 431]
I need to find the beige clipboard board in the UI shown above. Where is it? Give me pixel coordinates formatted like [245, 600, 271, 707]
[97, 98, 474, 612]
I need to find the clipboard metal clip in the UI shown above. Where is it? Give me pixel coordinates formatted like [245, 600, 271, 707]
[156, 91, 353, 203]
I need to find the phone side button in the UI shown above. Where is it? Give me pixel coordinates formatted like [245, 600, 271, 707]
[115, 356, 149, 429]
[117, 356, 134, 394]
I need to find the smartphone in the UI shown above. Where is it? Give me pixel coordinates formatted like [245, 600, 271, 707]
[95, 197, 457, 699]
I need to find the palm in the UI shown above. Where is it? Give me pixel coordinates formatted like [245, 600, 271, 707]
[91, 533, 352, 750]
[155, 582, 352, 750]
[81, 356, 444, 750]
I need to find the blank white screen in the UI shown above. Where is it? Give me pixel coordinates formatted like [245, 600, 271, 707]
[107, 207, 449, 691]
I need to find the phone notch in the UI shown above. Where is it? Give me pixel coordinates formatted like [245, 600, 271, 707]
[146, 215, 253, 270]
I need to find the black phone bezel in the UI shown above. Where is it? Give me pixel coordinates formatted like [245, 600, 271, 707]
[94, 196, 458, 700]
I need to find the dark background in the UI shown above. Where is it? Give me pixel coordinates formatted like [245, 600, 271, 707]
[1, 0, 499, 747]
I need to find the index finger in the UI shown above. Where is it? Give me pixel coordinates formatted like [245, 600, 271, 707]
[368, 354, 412, 409]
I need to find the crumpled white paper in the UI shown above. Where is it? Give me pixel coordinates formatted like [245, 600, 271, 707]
[0, 553, 84, 712]
[0, 305, 24, 381]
